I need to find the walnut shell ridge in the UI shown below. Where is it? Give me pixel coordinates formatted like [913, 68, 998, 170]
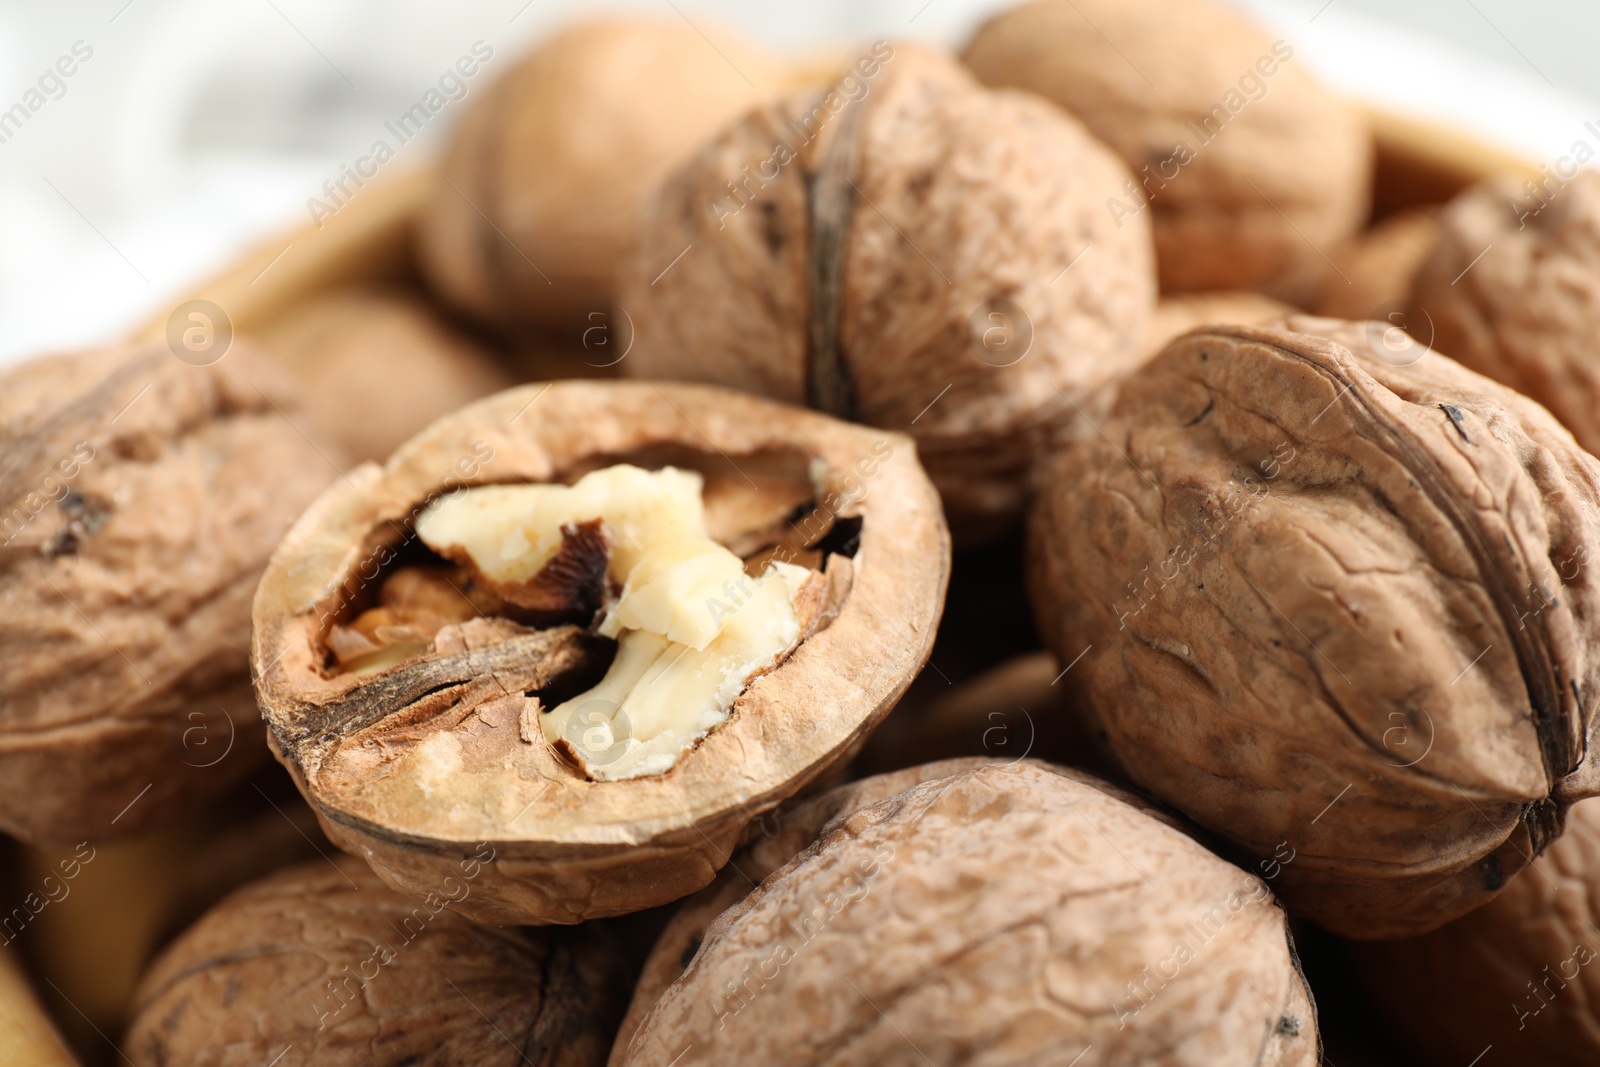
[251, 381, 949, 925]
[1029, 316, 1600, 938]
[1412, 171, 1600, 456]
[614, 760, 1317, 1067]
[617, 42, 1155, 544]
[962, 0, 1371, 304]
[124, 856, 628, 1067]
[0, 343, 336, 844]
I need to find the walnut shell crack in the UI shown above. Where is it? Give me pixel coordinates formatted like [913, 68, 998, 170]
[252, 381, 949, 925]
[0, 343, 338, 843]
[618, 42, 1155, 544]
[1028, 316, 1600, 937]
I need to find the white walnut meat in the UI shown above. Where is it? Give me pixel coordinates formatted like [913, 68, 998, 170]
[124, 856, 628, 1067]
[1347, 796, 1600, 1066]
[417, 16, 790, 335]
[251, 381, 949, 925]
[0, 344, 337, 844]
[617, 42, 1155, 544]
[1411, 171, 1600, 456]
[1028, 315, 1600, 938]
[257, 289, 514, 464]
[962, 0, 1371, 304]
[613, 760, 1317, 1067]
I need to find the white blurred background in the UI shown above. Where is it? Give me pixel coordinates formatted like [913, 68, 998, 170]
[0, 0, 1594, 366]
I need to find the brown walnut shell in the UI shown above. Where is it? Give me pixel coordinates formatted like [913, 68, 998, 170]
[1347, 795, 1600, 1066]
[613, 759, 1316, 1067]
[417, 16, 790, 335]
[251, 381, 949, 925]
[257, 289, 514, 464]
[124, 856, 628, 1067]
[0, 344, 337, 844]
[962, 0, 1371, 304]
[1319, 207, 1440, 321]
[617, 42, 1155, 545]
[1412, 171, 1600, 456]
[1145, 292, 1296, 359]
[1029, 315, 1600, 938]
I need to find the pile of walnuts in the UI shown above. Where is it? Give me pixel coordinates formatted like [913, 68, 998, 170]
[3, 1, 1595, 1065]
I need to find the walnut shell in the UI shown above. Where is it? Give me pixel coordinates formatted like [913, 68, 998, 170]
[962, 0, 1371, 303]
[0, 949, 76, 1067]
[617, 42, 1155, 544]
[613, 759, 1316, 1066]
[124, 856, 627, 1067]
[1412, 171, 1600, 456]
[1347, 795, 1600, 1066]
[1028, 315, 1600, 938]
[251, 381, 949, 925]
[0, 344, 337, 844]
[1318, 207, 1440, 321]
[1145, 292, 1296, 358]
[257, 289, 514, 464]
[417, 16, 790, 335]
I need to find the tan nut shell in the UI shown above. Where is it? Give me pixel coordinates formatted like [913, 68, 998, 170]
[417, 16, 790, 334]
[962, 0, 1371, 304]
[1319, 207, 1440, 321]
[614, 760, 1316, 1067]
[258, 289, 514, 464]
[1349, 795, 1600, 1066]
[0, 344, 336, 844]
[618, 43, 1155, 544]
[1029, 316, 1600, 938]
[251, 381, 949, 925]
[1412, 171, 1600, 455]
[125, 856, 627, 1067]
[1145, 292, 1296, 359]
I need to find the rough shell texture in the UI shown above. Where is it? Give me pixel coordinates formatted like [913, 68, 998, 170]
[1319, 207, 1440, 321]
[258, 289, 514, 464]
[962, 0, 1371, 303]
[124, 856, 627, 1067]
[417, 16, 789, 334]
[618, 42, 1155, 544]
[1348, 796, 1600, 1066]
[252, 381, 949, 925]
[1145, 292, 1296, 358]
[1412, 171, 1600, 456]
[0, 344, 336, 844]
[1029, 315, 1600, 939]
[614, 759, 1317, 1067]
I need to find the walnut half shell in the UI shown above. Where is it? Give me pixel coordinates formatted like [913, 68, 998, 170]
[252, 381, 949, 925]
[1029, 316, 1600, 938]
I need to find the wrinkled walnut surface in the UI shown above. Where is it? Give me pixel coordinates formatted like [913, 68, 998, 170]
[258, 289, 514, 464]
[125, 856, 627, 1067]
[417, 16, 790, 334]
[1349, 796, 1600, 1066]
[619, 42, 1154, 544]
[615, 759, 1315, 1066]
[0, 343, 336, 843]
[252, 381, 949, 925]
[1412, 171, 1600, 456]
[962, 0, 1371, 304]
[1029, 316, 1600, 938]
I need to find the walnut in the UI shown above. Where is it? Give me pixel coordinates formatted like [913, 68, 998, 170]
[1028, 315, 1600, 938]
[1145, 292, 1296, 358]
[616, 42, 1155, 544]
[612, 759, 1316, 1066]
[1347, 796, 1600, 1066]
[258, 289, 514, 464]
[417, 16, 790, 335]
[962, 0, 1371, 304]
[124, 857, 628, 1067]
[0, 344, 338, 844]
[1318, 207, 1440, 321]
[251, 381, 949, 925]
[1411, 171, 1600, 455]
[0, 949, 76, 1067]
